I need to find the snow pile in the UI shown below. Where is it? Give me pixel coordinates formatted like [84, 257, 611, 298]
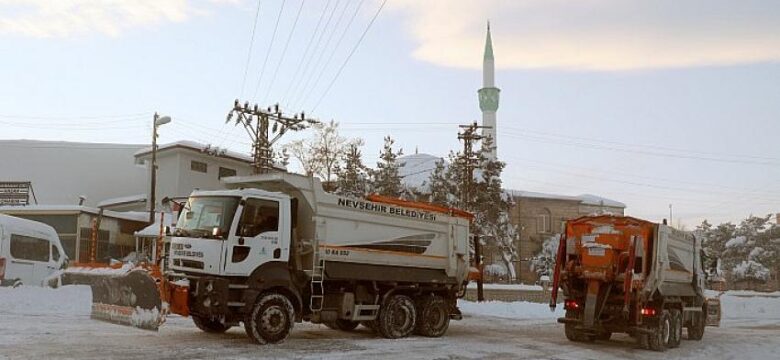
[732, 260, 770, 281]
[719, 292, 780, 327]
[725, 236, 747, 248]
[459, 299, 564, 320]
[0, 285, 91, 316]
[65, 263, 134, 275]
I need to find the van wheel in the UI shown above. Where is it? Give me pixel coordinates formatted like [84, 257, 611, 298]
[669, 309, 682, 348]
[244, 292, 295, 345]
[193, 315, 231, 333]
[687, 310, 705, 340]
[377, 294, 416, 339]
[414, 295, 450, 337]
[648, 310, 670, 352]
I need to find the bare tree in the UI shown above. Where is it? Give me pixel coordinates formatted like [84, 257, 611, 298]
[284, 120, 361, 185]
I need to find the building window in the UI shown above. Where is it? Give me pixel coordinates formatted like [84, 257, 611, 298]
[191, 160, 208, 173]
[219, 167, 237, 179]
[537, 208, 552, 233]
[10, 234, 50, 262]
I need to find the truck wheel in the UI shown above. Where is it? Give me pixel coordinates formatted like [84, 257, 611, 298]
[564, 310, 594, 342]
[669, 309, 682, 348]
[325, 319, 360, 331]
[192, 315, 231, 333]
[361, 320, 379, 332]
[377, 294, 416, 339]
[244, 292, 295, 345]
[414, 295, 450, 337]
[687, 311, 705, 341]
[648, 310, 671, 352]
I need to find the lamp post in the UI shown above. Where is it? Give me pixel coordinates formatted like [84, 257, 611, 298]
[150, 113, 171, 223]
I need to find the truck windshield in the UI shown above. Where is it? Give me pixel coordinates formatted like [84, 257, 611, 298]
[176, 196, 239, 239]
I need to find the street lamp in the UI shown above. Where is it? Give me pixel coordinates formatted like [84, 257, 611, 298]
[150, 112, 172, 223]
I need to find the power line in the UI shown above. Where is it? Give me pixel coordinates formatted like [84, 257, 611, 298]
[252, 0, 287, 100]
[0, 112, 152, 121]
[260, 0, 306, 103]
[310, 0, 388, 113]
[280, 0, 333, 105]
[296, 0, 365, 109]
[289, 0, 355, 109]
[283, 0, 342, 107]
[501, 129, 780, 166]
[239, 0, 263, 98]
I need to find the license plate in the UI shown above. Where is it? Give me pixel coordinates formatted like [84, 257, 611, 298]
[588, 247, 605, 256]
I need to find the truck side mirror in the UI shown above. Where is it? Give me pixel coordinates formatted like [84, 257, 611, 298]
[165, 226, 171, 236]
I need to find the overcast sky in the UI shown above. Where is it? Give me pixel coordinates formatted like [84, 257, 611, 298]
[1, 0, 779, 228]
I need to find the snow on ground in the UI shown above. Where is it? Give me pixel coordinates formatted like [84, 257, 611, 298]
[0, 285, 91, 316]
[2, 286, 780, 359]
[459, 299, 564, 321]
[465, 282, 545, 291]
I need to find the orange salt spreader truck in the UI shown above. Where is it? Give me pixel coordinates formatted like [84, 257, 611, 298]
[549, 215, 720, 352]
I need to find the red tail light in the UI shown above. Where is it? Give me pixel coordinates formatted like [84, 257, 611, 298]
[564, 299, 580, 310]
[0, 257, 6, 280]
[641, 307, 656, 317]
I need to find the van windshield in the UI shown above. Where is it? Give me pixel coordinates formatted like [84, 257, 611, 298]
[176, 196, 239, 239]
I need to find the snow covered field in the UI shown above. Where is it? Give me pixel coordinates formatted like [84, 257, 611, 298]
[2, 286, 780, 359]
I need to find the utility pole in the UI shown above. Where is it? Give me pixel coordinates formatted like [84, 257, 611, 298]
[669, 204, 673, 229]
[458, 121, 490, 302]
[226, 100, 317, 174]
[150, 113, 171, 223]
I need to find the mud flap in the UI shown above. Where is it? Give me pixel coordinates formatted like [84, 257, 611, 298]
[62, 270, 164, 331]
[583, 280, 600, 327]
[705, 298, 721, 327]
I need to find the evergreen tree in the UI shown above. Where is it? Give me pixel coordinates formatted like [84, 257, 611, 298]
[373, 136, 403, 198]
[426, 157, 455, 206]
[334, 143, 371, 198]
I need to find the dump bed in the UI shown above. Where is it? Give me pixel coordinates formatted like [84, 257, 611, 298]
[564, 215, 703, 298]
[223, 173, 471, 285]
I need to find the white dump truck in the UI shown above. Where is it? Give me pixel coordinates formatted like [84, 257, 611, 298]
[165, 172, 472, 344]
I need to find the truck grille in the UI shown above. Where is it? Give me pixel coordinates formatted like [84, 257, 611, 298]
[174, 259, 204, 270]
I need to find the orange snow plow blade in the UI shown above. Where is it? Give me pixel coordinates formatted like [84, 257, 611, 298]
[62, 267, 165, 331]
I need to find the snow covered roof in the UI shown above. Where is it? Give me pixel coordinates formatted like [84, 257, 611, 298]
[96, 194, 147, 208]
[0, 205, 149, 222]
[505, 189, 581, 202]
[576, 194, 626, 208]
[135, 213, 175, 237]
[134, 140, 253, 164]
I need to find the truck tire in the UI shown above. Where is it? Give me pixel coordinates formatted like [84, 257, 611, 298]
[595, 331, 612, 341]
[669, 309, 682, 348]
[325, 319, 360, 331]
[564, 310, 594, 342]
[648, 310, 671, 352]
[192, 315, 231, 334]
[377, 294, 416, 339]
[244, 292, 295, 345]
[687, 311, 705, 341]
[414, 295, 450, 337]
[361, 320, 379, 332]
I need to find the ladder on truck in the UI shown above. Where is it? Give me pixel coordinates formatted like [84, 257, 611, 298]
[309, 254, 325, 313]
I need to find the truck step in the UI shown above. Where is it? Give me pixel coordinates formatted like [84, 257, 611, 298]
[350, 304, 380, 321]
[228, 284, 249, 290]
[228, 302, 246, 307]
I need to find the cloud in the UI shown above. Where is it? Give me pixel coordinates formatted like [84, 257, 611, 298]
[0, 0, 208, 38]
[389, 0, 780, 71]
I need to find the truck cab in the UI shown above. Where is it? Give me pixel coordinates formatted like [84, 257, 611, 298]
[169, 189, 292, 277]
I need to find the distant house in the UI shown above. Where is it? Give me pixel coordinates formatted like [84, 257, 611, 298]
[397, 153, 626, 284]
[0, 139, 259, 262]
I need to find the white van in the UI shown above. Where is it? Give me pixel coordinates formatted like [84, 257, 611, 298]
[0, 214, 67, 287]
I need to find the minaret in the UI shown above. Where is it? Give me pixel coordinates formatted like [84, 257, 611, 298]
[478, 22, 500, 160]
